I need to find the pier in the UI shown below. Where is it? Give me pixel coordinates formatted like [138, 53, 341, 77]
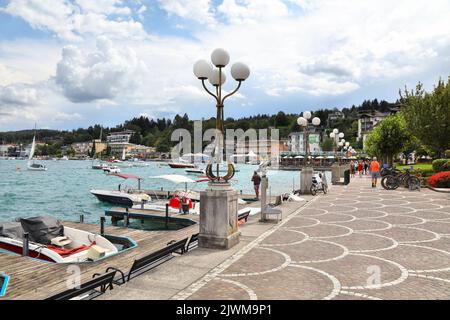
[0, 220, 198, 300]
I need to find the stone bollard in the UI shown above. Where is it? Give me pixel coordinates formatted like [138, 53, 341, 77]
[300, 166, 314, 194]
[331, 163, 340, 184]
[198, 182, 240, 250]
[260, 176, 268, 221]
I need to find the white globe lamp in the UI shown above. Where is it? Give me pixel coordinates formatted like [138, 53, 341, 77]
[211, 48, 230, 67]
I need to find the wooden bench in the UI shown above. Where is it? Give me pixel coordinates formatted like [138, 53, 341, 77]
[108, 237, 190, 283]
[45, 271, 116, 300]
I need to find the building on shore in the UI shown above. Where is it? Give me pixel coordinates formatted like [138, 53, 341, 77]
[288, 129, 323, 154]
[357, 108, 400, 148]
[71, 142, 92, 157]
[106, 130, 134, 144]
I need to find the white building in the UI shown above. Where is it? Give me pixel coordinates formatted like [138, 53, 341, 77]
[106, 130, 134, 144]
[288, 132, 322, 154]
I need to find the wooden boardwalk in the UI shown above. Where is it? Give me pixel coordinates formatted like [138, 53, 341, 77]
[0, 221, 198, 300]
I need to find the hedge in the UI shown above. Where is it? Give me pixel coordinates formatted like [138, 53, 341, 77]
[432, 159, 450, 173]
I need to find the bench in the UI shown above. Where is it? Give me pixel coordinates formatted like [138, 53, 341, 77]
[45, 271, 116, 300]
[185, 233, 199, 252]
[108, 237, 190, 283]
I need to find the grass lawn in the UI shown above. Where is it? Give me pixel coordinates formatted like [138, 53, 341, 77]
[395, 163, 433, 171]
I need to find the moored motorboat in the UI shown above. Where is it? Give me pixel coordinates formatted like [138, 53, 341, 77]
[0, 216, 118, 263]
[168, 162, 197, 169]
[91, 173, 150, 206]
[103, 166, 121, 173]
[185, 168, 205, 175]
[90, 189, 150, 206]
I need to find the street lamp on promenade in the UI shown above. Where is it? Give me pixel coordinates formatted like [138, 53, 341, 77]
[297, 111, 321, 194]
[297, 111, 321, 163]
[330, 128, 344, 158]
[193, 48, 250, 249]
[194, 49, 250, 182]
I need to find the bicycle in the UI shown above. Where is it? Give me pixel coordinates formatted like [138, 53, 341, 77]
[381, 168, 421, 190]
[310, 173, 328, 196]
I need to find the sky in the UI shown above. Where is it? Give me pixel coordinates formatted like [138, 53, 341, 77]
[0, 0, 449, 131]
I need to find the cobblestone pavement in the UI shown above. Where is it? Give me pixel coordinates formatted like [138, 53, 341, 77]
[172, 177, 450, 300]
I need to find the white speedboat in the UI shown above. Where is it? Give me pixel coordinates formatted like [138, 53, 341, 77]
[185, 168, 205, 175]
[103, 166, 121, 173]
[91, 173, 150, 206]
[90, 189, 150, 206]
[0, 217, 118, 263]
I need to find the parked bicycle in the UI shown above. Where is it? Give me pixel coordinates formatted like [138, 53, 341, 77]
[310, 173, 328, 196]
[381, 168, 421, 190]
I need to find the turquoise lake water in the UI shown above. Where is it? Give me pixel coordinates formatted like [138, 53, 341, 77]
[0, 160, 315, 224]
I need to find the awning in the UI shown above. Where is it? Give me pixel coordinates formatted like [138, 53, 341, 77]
[108, 173, 142, 180]
[149, 174, 196, 184]
[294, 155, 304, 159]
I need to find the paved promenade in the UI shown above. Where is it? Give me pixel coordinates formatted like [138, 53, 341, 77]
[173, 176, 450, 300]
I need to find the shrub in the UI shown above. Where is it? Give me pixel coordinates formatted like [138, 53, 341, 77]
[432, 159, 450, 173]
[428, 171, 450, 188]
[445, 150, 450, 158]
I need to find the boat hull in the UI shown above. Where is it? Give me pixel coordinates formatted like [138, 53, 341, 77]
[168, 163, 196, 169]
[91, 192, 134, 206]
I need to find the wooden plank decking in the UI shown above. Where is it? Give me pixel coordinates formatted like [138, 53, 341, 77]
[0, 221, 198, 300]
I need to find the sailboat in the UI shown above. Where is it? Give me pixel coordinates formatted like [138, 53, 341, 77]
[27, 127, 47, 171]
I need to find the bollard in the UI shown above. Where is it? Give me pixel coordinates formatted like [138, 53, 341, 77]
[22, 232, 29, 257]
[125, 207, 129, 226]
[100, 217, 105, 236]
[165, 203, 169, 230]
[141, 200, 144, 209]
[79, 214, 84, 223]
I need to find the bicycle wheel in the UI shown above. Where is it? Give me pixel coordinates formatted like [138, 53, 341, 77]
[407, 176, 421, 190]
[383, 175, 399, 190]
[310, 184, 317, 196]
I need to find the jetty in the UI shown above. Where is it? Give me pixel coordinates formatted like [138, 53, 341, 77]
[0, 220, 198, 300]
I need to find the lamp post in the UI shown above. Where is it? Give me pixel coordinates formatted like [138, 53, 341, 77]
[297, 111, 321, 194]
[193, 48, 250, 183]
[329, 128, 344, 159]
[297, 111, 321, 163]
[193, 48, 249, 250]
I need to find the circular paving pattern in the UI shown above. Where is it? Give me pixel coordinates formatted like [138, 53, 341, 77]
[174, 178, 450, 300]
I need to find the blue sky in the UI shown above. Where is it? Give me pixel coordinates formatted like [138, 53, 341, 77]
[0, 0, 449, 131]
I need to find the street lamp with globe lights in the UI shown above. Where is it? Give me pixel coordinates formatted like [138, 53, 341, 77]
[193, 48, 250, 183]
[297, 112, 321, 163]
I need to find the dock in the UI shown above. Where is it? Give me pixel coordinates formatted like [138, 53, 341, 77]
[0, 220, 198, 300]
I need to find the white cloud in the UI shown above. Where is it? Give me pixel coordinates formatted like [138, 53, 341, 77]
[54, 36, 146, 103]
[0, 83, 39, 106]
[1, 0, 147, 41]
[157, 0, 216, 26]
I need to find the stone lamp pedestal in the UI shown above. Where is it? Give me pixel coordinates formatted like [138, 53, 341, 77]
[300, 166, 314, 194]
[198, 182, 240, 250]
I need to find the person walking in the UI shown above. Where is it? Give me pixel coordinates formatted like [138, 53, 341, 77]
[357, 160, 363, 178]
[364, 159, 369, 175]
[370, 157, 380, 188]
[251, 171, 262, 199]
[350, 160, 355, 178]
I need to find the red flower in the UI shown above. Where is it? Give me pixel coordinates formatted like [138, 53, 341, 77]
[428, 171, 450, 188]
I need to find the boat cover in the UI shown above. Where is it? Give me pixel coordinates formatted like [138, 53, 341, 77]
[20, 216, 64, 245]
[0, 221, 24, 240]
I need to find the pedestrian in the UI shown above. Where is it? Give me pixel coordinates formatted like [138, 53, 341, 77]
[350, 160, 355, 177]
[370, 157, 380, 188]
[364, 159, 369, 175]
[251, 171, 262, 199]
[357, 160, 363, 178]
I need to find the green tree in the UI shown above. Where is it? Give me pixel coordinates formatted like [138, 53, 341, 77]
[364, 113, 410, 165]
[320, 137, 335, 151]
[400, 77, 450, 157]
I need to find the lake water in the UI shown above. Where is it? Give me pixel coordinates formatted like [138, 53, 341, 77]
[0, 160, 327, 224]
